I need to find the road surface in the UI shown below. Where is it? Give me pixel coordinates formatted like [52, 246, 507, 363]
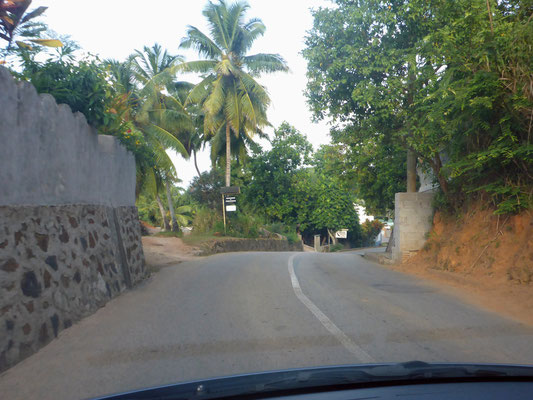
[1, 250, 533, 399]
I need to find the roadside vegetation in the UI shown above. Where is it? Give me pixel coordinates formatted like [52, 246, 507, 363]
[1, 0, 370, 248]
[303, 0, 532, 216]
[5, 0, 528, 254]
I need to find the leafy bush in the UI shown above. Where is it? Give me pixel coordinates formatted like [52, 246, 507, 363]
[19, 58, 113, 129]
[361, 220, 384, 247]
[192, 207, 222, 234]
[265, 222, 285, 235]
[285, 232, 300, 244]
[225, 213, 261, 238]
[329, 243, 344, 252]
[188, 169, 224, 210]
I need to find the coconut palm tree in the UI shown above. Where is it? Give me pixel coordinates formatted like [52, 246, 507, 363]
[165, 81, 206, 178]
[107, 49, 191, 232]
[129, 43, 183, 86]
[180, 0, 288, 186]
[128, 44, 194, 232]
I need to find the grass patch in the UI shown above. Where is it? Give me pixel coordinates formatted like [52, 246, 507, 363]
[181, 233, 226, 245]
[155, 231, 183, 238]
[329, 243, 344, 252]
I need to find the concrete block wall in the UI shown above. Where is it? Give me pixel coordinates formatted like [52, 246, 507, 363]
[0, 68, 146, 372]
[392, 192, 434, 263]
[0, 67, 135, 207]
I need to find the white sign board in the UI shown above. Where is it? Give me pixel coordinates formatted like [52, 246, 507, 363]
[225, 205, 236, 212]
[335, 229, 348, 239]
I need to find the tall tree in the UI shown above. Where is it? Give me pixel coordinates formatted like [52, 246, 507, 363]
[128, 44, 192, 231]
[244, 122, 313, 222]
[180, 0, 288, 186]
[303, 0, 431, 196]
[304, 0, 533, 214]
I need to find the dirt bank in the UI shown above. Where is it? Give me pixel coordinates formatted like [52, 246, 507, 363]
[392, 203, 533, 326]
[142, 236, 202, 272]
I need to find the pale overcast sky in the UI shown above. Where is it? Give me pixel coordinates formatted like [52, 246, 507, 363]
[32, 0, 333, 186]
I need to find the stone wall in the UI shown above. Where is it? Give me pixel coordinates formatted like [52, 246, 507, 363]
[201, 238, 304, 255]
[0, 68, 146, 372]
[391, 192, 435, 263]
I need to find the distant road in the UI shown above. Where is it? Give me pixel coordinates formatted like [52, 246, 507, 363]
[1, 251, 533, 399]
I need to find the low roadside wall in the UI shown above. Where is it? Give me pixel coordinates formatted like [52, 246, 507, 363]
[202, 238, 303, 255]
[0, 67, 146, 372]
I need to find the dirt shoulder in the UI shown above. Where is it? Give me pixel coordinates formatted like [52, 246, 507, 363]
[384, 261, 533, 327]
[385, 204, 533, 327]
[142, 236, 202, 273]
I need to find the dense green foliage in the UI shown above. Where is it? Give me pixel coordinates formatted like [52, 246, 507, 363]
[304, 0, 533, 214]
[361, 220, 385, 247]
[2, 1, 364, 245]
[244, 122, 313, 221]
[18, 58, 112, 127]
[241, 123, 362, 246]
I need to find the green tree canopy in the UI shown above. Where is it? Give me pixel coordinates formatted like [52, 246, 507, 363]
[304, 0, 533, 214]
[244, 122, 313, 221]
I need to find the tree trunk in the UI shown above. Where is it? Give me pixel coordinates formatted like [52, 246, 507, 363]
[165, 180, 178, 232]
[225, 122, 231, 187]
[429, 153, 449, 195]
[156, 193, 170, 231]
[327, 229, 337, 245]
[407, 149, 417, 192]
[406, 65, 417, 193]
[193, 149, 201, 178]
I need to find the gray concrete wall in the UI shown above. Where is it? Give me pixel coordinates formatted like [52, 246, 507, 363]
[0, 67, 135, 207]
[392, 192, 434, 263]
[0, 68, 146, 372]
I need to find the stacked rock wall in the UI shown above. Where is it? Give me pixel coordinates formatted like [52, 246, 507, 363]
[0, 68, 146, 372]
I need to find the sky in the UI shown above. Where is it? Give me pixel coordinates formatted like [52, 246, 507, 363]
[31, 0, 333, 187]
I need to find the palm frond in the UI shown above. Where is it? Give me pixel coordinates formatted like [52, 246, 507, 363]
[244, 53, 289, 75]
[185, 74, 216, 105]
[180, 25, 222, 59]
[204, 75, 226, 118]
[203, 0, 231, 51]
[179, 59, 218, 74]
[225, 80, 241, 136]
[226, 1, 249, 49]
[239, 19, 266, 54]
[146, 124, 189, 159]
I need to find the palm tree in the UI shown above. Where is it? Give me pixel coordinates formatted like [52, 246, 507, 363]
[159, 81, 206, 178]
[106, 49, 191, 232]
[129, 43, 183, 86]
[180, 0, 288, 186]
[128, 44, 193, 232]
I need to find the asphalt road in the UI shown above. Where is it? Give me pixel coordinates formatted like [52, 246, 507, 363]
[1, 250, 533, 399]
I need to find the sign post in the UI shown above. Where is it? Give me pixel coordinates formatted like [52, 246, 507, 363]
[221, 194, 227, 234]
[220, 186, 240, 234]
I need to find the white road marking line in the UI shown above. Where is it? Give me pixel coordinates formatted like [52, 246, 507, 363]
[288, 254, 375, 363]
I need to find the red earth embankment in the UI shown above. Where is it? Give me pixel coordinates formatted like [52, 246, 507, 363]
[390, 202, 533, 326]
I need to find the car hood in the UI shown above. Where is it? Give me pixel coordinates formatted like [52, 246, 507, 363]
[93, 361, 533, 400]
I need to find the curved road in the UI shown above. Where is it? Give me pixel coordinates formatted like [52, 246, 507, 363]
[1, 251, 533, 399]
